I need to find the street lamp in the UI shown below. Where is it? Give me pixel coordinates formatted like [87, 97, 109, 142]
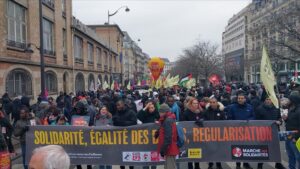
[107, 6, 130, 24]
[25, 0, 45, 98]
[107, 6, 130, 85]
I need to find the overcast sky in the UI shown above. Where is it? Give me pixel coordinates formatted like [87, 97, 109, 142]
[73, 0, 251, 61]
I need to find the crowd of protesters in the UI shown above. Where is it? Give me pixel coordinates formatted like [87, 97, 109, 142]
[0, 81, 300, 169]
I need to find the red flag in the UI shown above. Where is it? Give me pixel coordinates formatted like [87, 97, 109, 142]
[44, 88, 49, 97]
[209, 74, 220, 86]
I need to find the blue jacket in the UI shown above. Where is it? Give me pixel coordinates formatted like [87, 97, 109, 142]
[227, 103, 255, 120]
[170, 102, 180, 121]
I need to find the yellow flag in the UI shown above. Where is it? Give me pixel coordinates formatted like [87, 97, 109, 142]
[110, 80, 114, 90]
[186, 78, 196, 89]
[172, 75, 180, 86]
[164, 74, 171, 88]
[127, 81, 131, 90]
[155, 77, 162, 89]
[260, 46, 279, 108]
[103, 81, 109, 89]
[296, 138, 300, 152]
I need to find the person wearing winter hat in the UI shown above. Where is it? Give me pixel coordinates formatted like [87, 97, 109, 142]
[156, 104, 179, 169]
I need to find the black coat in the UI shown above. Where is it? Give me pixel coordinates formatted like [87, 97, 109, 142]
[203, 107, 226, 121]
[113, 108, 137, 126]
[0, 132, 7, 151]
[250, 96, 262, 113]
[183, 108, 203, 121]
[286, 105, 300, 140]
[0, 117, 13, 137]
[255, 104, 281, 121]
[137, 109, 159, 123]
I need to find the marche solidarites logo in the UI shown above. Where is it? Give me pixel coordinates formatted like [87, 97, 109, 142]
[232, 147, 242, 157]
[231, 145, 269, 160]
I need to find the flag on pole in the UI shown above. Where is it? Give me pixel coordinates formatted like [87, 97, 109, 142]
[172, 75, 180, 86]
[103, 81, 109, 90]
[186, 78, 196, 89]
[155, 77, 162, 89]
[260, 46, 279, 108]
[114, 81, 119, 90]
[97, 78, 101, 89]
[110, 80, 115, 90]
[89, 80, 95, 91]
[179, 73, 192, 87]
[163, 74, 171, 88]
[127, 81, 131, 90]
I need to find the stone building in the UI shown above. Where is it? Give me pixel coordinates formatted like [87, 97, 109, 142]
[222, 5, 249, 82]
[223, 0, 300, 84]
[88, 24, 124, 83]
[0, 0, 121, 100]
[245, 0, 300, 83]
[122, 31, 149, 84]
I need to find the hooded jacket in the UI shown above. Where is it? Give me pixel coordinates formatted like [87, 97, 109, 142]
[157, 112, 179, 156]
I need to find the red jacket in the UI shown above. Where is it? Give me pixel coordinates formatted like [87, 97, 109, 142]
[157, 112, 179, 156]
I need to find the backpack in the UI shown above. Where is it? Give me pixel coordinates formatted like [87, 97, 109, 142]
[176, 122, 185, 148]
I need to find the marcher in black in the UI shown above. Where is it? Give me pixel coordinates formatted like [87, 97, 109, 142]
[204, 98, 226, 169]
[255, 97, 286, 169]
[113, 100, 137, 169]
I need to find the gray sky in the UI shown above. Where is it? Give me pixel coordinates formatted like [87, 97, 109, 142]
[73, 0, 251, 61]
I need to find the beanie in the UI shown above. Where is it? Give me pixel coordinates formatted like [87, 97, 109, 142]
[159, 104, 170, 113]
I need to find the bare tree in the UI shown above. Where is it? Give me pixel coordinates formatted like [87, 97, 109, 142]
[248, 1, 300, 62]
[171, 39, 224, 85]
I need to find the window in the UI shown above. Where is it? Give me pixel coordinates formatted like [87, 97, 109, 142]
[279, 62, 286, 71]
[6, 0, 26, 49]
[43, 19, 54, 55]
[96, 47, 101, 64]
[63, 29, 66, 57]
[6, 69, 32, 97]
[42, 0, 54, 9]
[74, 35, 83, 61]
[88, 43, 94, 64]
[288, 62, 295, 71]
[45, 71, 57, 93]
[61, 0, 66, 12]
[75, 73, 85, 92]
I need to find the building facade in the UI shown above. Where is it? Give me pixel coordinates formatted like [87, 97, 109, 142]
[88, 24, 124, 83]
[245, 0, 300, 83]
[122, 31, 149, 84]
[0, 0, 122, 100]
[222, 6, 249, 82]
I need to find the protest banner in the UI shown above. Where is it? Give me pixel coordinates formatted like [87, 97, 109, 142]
[26, 120, 281, 165]
[0, 151, 10, 169]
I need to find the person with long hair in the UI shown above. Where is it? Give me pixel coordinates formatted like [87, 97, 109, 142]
[183, 97, 203, 169]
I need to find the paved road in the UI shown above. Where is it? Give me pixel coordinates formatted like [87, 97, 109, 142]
[12, 141, 289, 169]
